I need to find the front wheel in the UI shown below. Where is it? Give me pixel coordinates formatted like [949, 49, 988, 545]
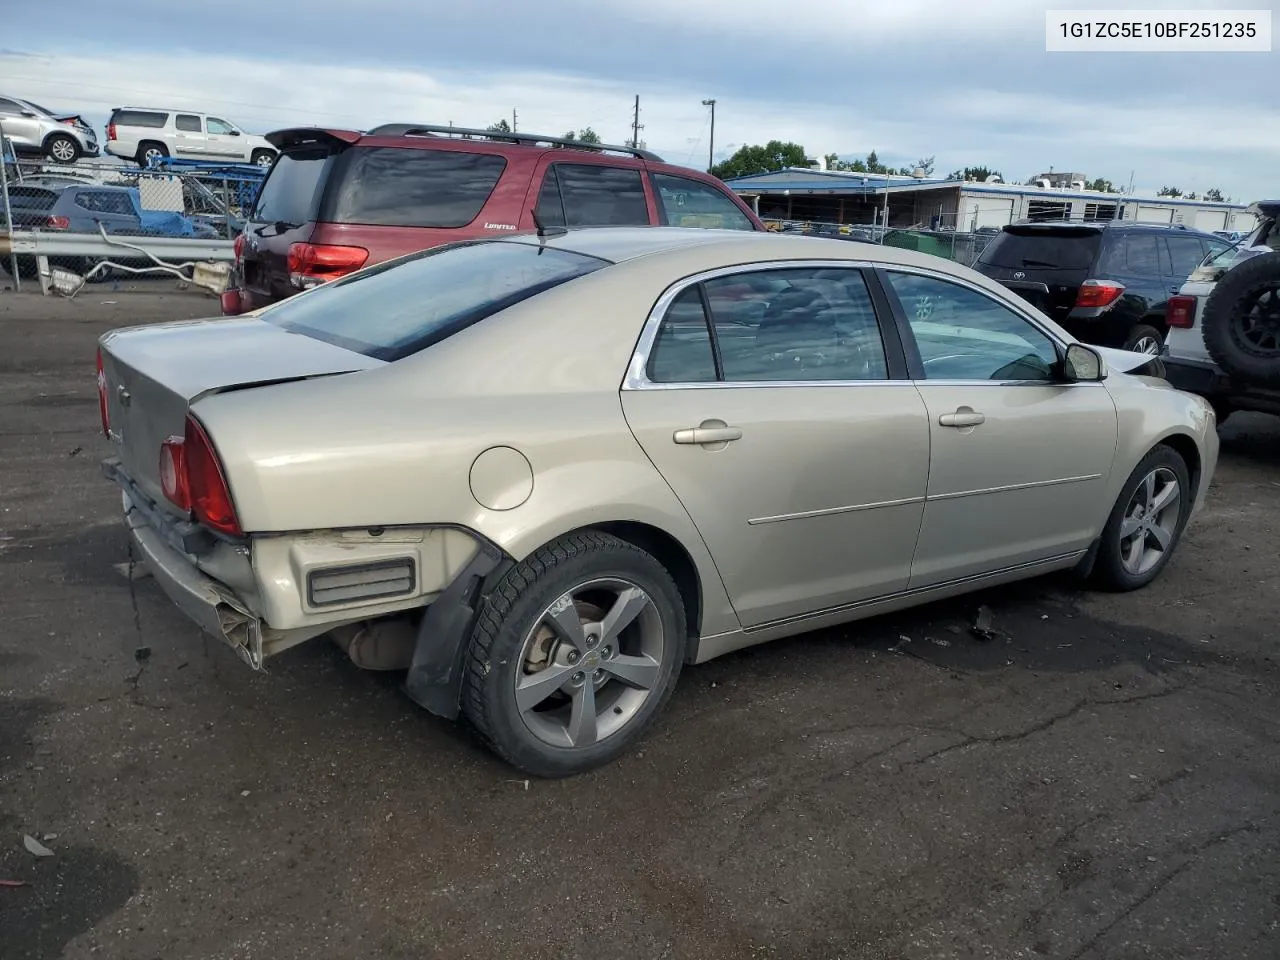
[1091, 446, 1192, 591]
[44, 133, 80, 164]
[461, 531, 686, 777]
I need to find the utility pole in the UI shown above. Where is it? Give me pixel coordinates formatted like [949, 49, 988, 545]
[512, 108, 518, 133]
[701, 99, 716, 173]
[631, 95, 643, 149]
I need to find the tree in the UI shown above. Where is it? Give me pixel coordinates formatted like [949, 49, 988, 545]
[915, 155, 935, 176]
[1157, 186, 1183, 197]
[1087, 177, 1116, 193]
[711, 140, 808, 180]
[561, 127, 601, 144]
[1185, 191, 1198, 200]
[946, 166, 1002, 183]
[865, 150, 888, 174]
[1205, 187, 1224, 202]
[486, 118, 512, 134]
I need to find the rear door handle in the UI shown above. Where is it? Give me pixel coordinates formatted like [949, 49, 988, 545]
[938, 410, 985, 428]
[673, 423, 743, 445]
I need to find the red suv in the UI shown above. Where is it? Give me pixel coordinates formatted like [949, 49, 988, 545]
[222, 123, 765, 314]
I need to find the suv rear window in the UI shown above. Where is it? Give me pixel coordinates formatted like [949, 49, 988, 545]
[253, 149, 331, 226]
[6, 187, 58, 209]
[979, 226, 1102, 270]
[319, 147, 507, 228]
[261, 240, 608, 360]
[111, 110, 168, 128]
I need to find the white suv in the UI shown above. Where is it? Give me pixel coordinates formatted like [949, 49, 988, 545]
[1164, 200, 1280, 422]
[105, 107, 277, 168]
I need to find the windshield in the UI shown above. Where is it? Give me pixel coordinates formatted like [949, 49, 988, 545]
[262, 240, 609, 361]
[1202, 217, 1277, 269]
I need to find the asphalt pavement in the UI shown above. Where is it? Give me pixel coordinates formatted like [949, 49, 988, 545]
[2, 287, 1278, 960]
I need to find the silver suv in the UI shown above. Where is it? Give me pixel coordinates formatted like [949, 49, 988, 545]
[105, 107, 277, 168]
[0, 94, 100, 164]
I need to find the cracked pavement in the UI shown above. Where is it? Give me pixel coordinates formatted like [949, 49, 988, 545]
[2, 289, 1279, 959]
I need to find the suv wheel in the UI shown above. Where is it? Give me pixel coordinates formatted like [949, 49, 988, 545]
[44, 133, 80, 164]
[461, 531, 686, 777]
[1201, 252, 1280, 387]
[136, 142, 169, 168]
[1123, 323, 1164, 356]
[250, 149, 275, 168]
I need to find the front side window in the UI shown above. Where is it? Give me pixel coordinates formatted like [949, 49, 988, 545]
[647, 267, 889, 383]
[544, 164, 649, 227]
[885, 271, 1058, 381]
[262, 240, 608, 361]
[206, 117, 235, 135]
[175, 114, 201, 133]
[321, 147, 506, 228]
[651, 174, 754, 231]
[0, 98, 23, 116]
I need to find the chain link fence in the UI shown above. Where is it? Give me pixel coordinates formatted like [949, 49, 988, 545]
[761, 216, 997, 267]
[2, 146, 259, 286]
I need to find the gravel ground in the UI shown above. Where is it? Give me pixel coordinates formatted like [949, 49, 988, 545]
[2, 288, 1278, 960]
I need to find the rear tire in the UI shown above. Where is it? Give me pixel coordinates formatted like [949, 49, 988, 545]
[1123, 323, 1165, 356]
[461, 531, 686, 777]
[1091, 446, 1192, 592]
[136, 142, 169, 168]
[250, 149, 275, 168]
[1201, 252, 1280, 387]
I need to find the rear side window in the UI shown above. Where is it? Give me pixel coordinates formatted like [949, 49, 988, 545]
[978, 228, 1101, 270]
[253, 148, 331, 226]
[6, 187, 58, 209]
[320, 147, 506, 228]
[1104, 234, 1160, 274]
[262, 241, 608, 360]
[536, 164, 649, 227]
[175, 114, 201, 133]
[651, 173, 754, 231]
[111, 110, 168, 128]
[75, 191, 135, 215]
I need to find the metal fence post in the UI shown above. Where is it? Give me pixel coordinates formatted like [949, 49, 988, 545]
[0, 126, 20, 290]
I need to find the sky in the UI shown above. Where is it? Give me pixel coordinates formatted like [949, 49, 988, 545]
[1, 0, 1276, 200]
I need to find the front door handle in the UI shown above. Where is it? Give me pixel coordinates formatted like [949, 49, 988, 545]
[673, 421, 743, 445]
[938, 409, 985, 428]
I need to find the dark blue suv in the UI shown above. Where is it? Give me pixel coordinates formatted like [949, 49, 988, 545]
[975, 220, 1234, 355]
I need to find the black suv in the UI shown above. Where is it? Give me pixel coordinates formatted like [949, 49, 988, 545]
[975, 220, 1234, 355]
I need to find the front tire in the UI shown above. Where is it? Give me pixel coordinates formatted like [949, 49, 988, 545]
[1092, 446, 1192, 591]
[461, 531, 686, 777]
[44, 133, 80, 164]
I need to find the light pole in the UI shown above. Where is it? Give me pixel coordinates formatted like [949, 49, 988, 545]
[701, 99, 716, 173]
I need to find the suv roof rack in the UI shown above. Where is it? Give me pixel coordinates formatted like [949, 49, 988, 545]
[365, 123, 664, 162]
[1013, 216, 1192, 230]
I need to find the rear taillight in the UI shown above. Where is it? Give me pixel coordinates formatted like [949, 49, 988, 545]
[96, 348, 110, 437]
[160, 415, 242, 536]
[287, 242, 368, 289]
[1073, 279, 1125, 310]
[233, 233, 245, 261]
[1167, 294, 1197, 329]
[45, 216, 70, 230]
[159, 436, 189, 510]
[106, 122, 117, 141]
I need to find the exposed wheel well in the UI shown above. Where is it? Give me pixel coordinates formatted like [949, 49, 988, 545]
[1157, 433, 1201, 499]
[585, 521, 702, 657]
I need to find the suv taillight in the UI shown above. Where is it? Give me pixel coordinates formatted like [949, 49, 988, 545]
[96, 348, 110, 437]
[160, 415, 242, 535]
[233, 233, 245, 261]
[106, 122, 117, 141]
[45, 216, 70, 230]
[287, 242, 368, 289]
[1167, 294, 1197, 329]
[1074, 279, 1125, 310]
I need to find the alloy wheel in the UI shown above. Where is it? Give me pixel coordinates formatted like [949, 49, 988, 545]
[1118, 466, 1181, 576]
[515, 577, 664, 749]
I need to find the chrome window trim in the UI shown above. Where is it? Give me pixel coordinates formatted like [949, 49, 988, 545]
[623, 257, 1087, 392]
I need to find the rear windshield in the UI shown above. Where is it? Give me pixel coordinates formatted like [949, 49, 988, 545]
[261, 240, 608, 361]
[978, 227, 1102, 270]
[252, 148, 331, 226]
[6, 187, 58, 209]
[319, 147, 507, 228]
[111, 110, 168, 128]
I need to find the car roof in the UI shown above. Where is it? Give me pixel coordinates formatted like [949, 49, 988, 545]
[493, 226, 965, 271]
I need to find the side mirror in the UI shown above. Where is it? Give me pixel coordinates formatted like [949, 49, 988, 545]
[229, 130, 241, 136]
[21, 110, 37, 118]
[1063, 343, 1107, 382]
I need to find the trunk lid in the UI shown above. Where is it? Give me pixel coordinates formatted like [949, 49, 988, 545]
[100, 317, 382, 512]
[975, 224, 1104, 321]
